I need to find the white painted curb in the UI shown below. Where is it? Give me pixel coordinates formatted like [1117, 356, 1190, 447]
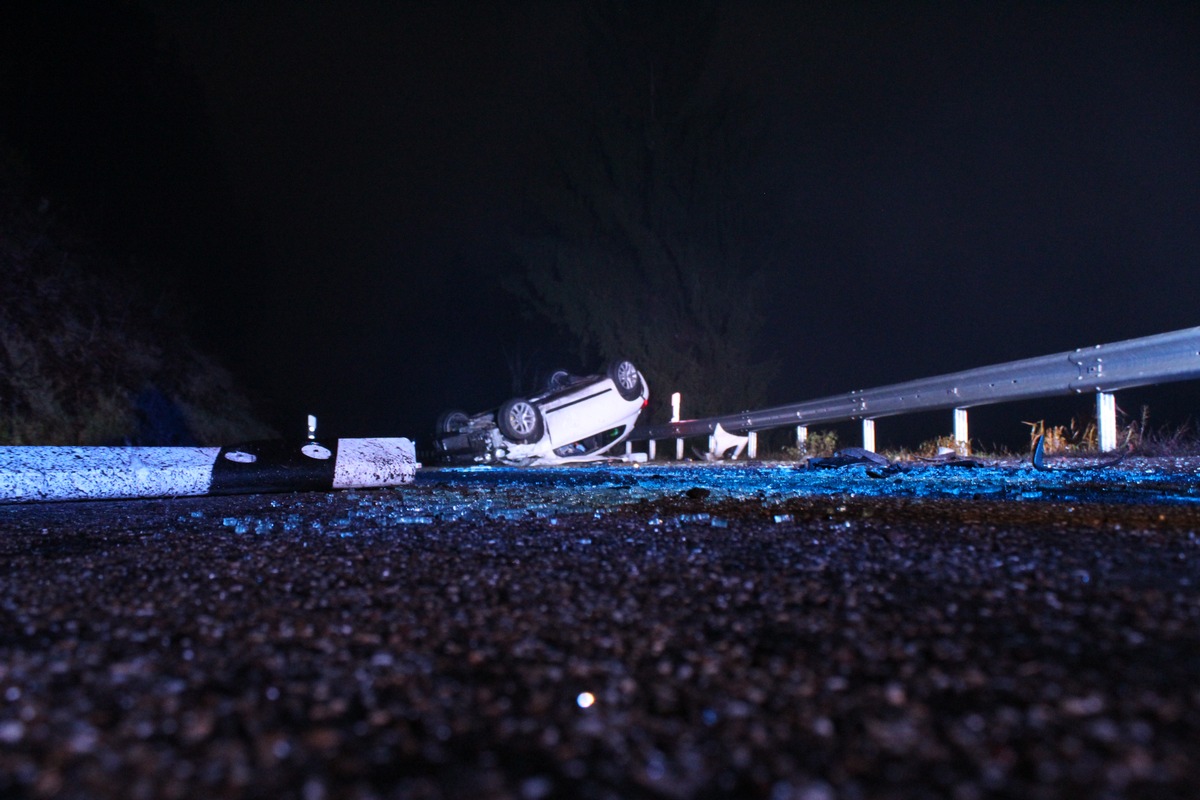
[0, 438, 418, 503]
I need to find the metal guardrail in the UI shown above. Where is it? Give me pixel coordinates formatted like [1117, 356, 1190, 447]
[629, 325, 1200, 443]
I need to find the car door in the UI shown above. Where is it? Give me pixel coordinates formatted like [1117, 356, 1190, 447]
[540, 380, 618, 447]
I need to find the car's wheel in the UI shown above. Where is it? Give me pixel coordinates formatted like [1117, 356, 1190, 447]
[497, 398, 544, 443]
[608, 360, 643, 401]
[436, 409, 470, 434]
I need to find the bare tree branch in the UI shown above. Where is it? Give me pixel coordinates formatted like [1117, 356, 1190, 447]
[509, 1, 782, 422]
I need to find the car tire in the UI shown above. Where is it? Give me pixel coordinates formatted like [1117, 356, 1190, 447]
[436, 410, 470, 434]
[608, 360, 643, 401]
[497, 398, 544, 443]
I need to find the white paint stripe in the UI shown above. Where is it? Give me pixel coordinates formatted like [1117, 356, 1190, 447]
[332, 438, 418, 489]
[0, 446, 220, 502]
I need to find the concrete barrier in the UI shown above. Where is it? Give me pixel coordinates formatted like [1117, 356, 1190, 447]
[0, 438, 418, 503]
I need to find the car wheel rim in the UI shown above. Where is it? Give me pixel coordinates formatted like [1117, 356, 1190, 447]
[617, 362, 638, 390]
[508, 403, 537, 436]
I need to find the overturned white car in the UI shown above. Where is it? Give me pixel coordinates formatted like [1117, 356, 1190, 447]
[433, 360, 648, 465]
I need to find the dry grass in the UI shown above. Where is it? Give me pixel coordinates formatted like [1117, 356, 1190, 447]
[771, 428, 839, 460]
[1020, 405, 1200, 457]
[735, 404, 1200, 463]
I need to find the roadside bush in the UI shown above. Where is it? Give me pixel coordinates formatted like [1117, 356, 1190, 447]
[0, 150, 274, 446]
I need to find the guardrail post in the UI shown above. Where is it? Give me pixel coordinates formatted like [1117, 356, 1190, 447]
[648, 440, 657, 460]
[747, 431, 758, 459]
[953, 408, 969, 453]
[862, 419, 876, 452]
[1097, 391, 1117, 452]
[671, 392, 684, 460]
[796, 425, 807, 454]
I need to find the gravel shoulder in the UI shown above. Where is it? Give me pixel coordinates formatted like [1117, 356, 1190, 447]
[1, 464, 1199, 799]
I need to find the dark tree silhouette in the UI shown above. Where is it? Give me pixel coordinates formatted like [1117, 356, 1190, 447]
[0, 2, 276, 442]
[510, 1, 782, 422]
[0, 0, 271, 392]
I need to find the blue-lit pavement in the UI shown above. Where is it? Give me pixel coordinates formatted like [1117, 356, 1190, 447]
[421, 459, 1200, 511]
[184, 458, 1200, 536]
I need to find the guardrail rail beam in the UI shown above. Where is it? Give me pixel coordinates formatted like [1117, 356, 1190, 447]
[630, 326, 1200, 450]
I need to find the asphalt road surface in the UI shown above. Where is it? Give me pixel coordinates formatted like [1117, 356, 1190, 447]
[2, 462, 1199, 798]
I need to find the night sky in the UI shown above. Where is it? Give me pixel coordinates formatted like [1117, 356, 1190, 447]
[6, 2, 1200, 447]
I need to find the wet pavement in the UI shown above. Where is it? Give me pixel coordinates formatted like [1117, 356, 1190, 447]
[1, 461, 1199, 798]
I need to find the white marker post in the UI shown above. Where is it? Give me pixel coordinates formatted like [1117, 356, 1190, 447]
[862, 419, 876, 453]
[1097, 391, 1117, 452]
[953, 407, 969, 454]
[671, 392, 683, 461]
